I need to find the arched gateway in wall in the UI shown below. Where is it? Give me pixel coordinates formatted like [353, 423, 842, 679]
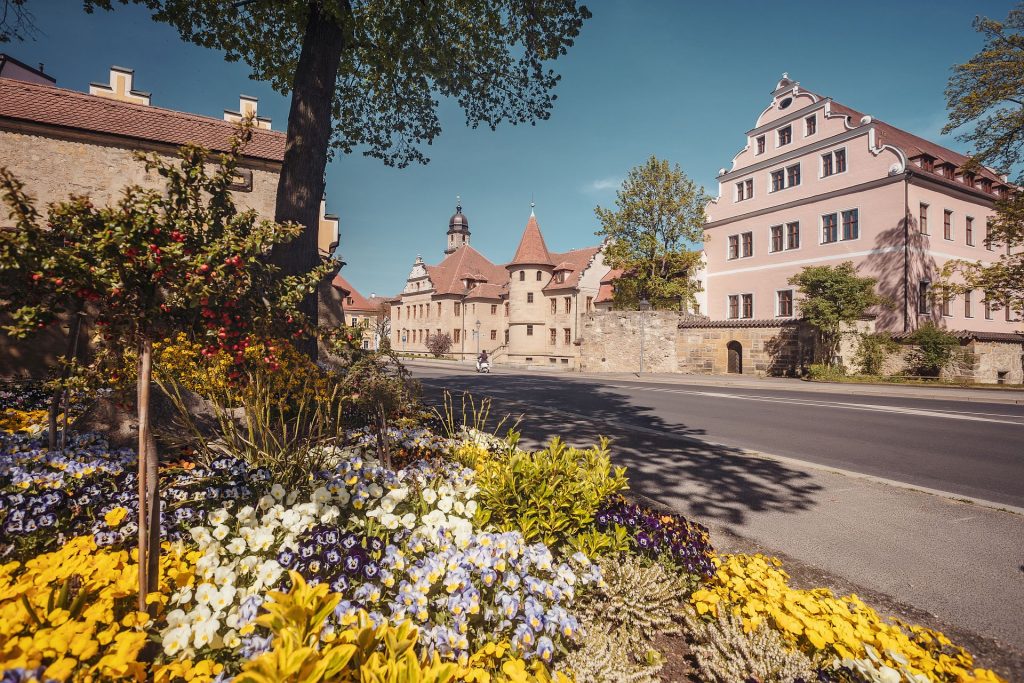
[727, 340, 743, 374]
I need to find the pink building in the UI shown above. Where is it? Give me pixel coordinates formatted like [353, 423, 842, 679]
[702, 74, 1021, 335]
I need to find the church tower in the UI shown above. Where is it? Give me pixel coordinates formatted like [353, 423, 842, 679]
[445, 198, 470, 255]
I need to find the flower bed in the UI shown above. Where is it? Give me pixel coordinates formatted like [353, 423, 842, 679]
[0, 417, 1007, 682]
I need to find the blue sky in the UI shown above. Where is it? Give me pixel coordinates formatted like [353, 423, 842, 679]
[7, 0, 1015, 297]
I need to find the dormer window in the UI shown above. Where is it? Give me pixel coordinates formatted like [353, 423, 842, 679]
[778, 125, 792, 147]
[346, 297, 354, 305]
[919, 156, 934, 172]
[804, 115, 816, 136]
[756, 136, 766, 154]
[554, 271, 566, 284]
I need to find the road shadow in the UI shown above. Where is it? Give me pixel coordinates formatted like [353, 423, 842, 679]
[417, 372, 822, 527]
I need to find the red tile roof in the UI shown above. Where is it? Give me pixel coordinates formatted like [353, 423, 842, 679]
[0, 77, 285, 162]
[464, 283, 506, 301]
[829, 101, 1007, 188]
[542, 246, 601, 292]
[509, 213, 554, 265]
[594, 268, 623, 303]
[331, 274, 377, 312]
[425, 245, 508, 296]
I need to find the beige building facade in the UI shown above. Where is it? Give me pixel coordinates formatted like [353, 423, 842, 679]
[390, 204, 609, 367]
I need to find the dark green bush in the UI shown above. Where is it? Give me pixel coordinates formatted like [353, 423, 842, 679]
[905, 324, 960, 377]
[854, 332, 899, 375]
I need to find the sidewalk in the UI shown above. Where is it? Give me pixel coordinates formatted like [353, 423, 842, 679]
[402, 357, 1024, 405]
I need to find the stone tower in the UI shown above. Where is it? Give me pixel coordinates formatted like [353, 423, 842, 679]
[446, 198, 470, 255]
[506, 207, 555, 363]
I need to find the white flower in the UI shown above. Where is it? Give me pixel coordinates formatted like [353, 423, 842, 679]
[286, 489, 300, 505]
[311, 486, 331, 504]
[389, 486, 409, 503]
[270, 484, 287, 500]
[166, 609, 188, 628]
[422, 509, 446, 527]
[334, 488, 351, 506]
[380, 498, 397, 514]
[212, 524, 230, 541]
[422, 488, 437, 505]
[223, 629, 242, 649]
[208, 508, 231, 525]
[257, 559, 282, 585]
[190, 527, 212, 546]
[465, 500, 478, 516]
[211, 585, 237, 612]
[195, 582, 217, 605]
[320, 505, 340, 524]
[192, 617, 220, 649]
[401, 513, 416, 529]
[437, 496, 454, 513]
[453, 501, 465, 515]
[162, 624, 191, 656]
[249, 527, 275, 551]
[368, 483, 384, 499]
[381, 513, 400, 530]
[226, 538, 246, 555]
[214, 565, 238, 587]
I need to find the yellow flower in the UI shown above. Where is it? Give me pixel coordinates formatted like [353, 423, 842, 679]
[104, 507, 129, 528]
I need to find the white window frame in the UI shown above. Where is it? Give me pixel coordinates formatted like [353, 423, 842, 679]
[768, 163, 801, 193]
[785, 221, 802, 251]
[820, 212, 839, 244]
[776, 124, 793, 149]
[943, 209, 954, 242]
[966, 215, 976, 247]
[839, 206, 861, 242]
[775, 288, 796, 318]
[727, 233, 740, 261]
[741, 292, 754, 319]
[819, 146, 848, 179]
[755, 135, 766, 155]
[727, 294, 740, 319]
[941, 292, 955, 318]
[768, 224, 784, 253]
[804, 114, 817, 137]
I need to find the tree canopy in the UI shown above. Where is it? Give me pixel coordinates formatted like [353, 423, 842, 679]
[788, 262, 883, 366]
[941, 4, 1024, 319]
[594, 156, 708, 310]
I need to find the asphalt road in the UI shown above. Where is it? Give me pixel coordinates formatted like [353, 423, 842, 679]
[410, 364, 1024, 509]
[408, 362, 1024, 672]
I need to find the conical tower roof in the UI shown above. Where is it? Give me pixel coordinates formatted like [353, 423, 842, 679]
[509, 211, 554, 266]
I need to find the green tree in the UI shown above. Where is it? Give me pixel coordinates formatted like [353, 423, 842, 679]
[941, 5, 1024, 319]
[594, 156, 709, 310]
[905, 323, 961, 377]
[87, 0, 591, 354]
[0, 128, 328, 609]
[788, 262, 883, 366]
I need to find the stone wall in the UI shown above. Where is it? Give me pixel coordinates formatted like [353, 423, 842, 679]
[967, 340, 1024, 384]
[578, 311, 680, 373]
[676, 323, 814, 376]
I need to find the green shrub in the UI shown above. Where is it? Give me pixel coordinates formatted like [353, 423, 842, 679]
[905, 323, 961, 377]
[472, 437, 628, 548]
[853, 332, 899, 375]
[806, 363, 846, 381]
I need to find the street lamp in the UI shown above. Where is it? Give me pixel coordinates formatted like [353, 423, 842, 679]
[474, 319, 482, 356]
[401, 331, 407, 354]
[638, 298, 650, 374]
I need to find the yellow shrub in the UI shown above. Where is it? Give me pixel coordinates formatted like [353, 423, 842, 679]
[0, 536, 198, 682]
[690, 554, 1004, 683]
[0, 408, 49, 435]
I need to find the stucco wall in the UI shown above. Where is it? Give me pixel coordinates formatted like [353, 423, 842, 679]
[676, 324, 814, 376]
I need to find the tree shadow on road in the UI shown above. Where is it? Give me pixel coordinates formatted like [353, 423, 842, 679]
[417, 373, 823, 528]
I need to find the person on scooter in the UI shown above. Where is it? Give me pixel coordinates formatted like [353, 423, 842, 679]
[477, 350, 489, 372]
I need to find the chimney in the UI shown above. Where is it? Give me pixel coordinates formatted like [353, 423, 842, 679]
[89, 66, 151, 105]
[224, 95, 272, 129]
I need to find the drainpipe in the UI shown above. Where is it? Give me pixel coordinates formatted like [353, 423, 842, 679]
[903, 172, 910, 333]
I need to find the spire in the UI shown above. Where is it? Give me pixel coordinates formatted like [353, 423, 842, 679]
[530, 197, 535, 217]
[509, 211, 553, 266]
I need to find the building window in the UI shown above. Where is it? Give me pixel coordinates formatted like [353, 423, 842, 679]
[504, 302, 509, 316]
[549, 328, 557, 345]
[550, 298, 557, 314]
[841, 209, 859, 240]
[526, 324, 534, 336]
[787, 164, 801, 187]
[805, 115, 816, 136]
[919, 203, 929, 234]
[505, 329, 509, 343]
[728, 295, 739, 319]
[984, 296, 993, 319]
[756, 135, 765, 154]
[777, 289, 794, 317]
[490, 329, 497, 340]
[564, 296, 571, 313]
[944, 210, 953, 240]
[918, 280, 931, 314]
[453, 328, 461, 343]
[454, 302, 461, 315]
[941, 293, 953, 317]
[771, 169, 784, 192]
[586, 296, 593, 312]
[778, 125, 792, 146]
[965, 291, 973, 318]
[985, 220, 994, 251]
[966, 217, 974, 246]
[736, 181, 745, 201]
[742, 294, 753, 319]
[536, 271, 543, 281]
[736, 178, 754, 202]
[770, 225, 783, 252]
[822, 213, 838, 243]
[822, 149, 846, 177]
[519, 270, 525, 281]
[564, 328, 571, 345]
[741, 231, 753, 257]
[728, 234, 739, 260]
[554, 270, 565, 284]
[787, 221, 800, 249]
[527, 292, 534, 303]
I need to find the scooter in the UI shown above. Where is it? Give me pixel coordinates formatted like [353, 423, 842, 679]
[475, 359, 490, 373]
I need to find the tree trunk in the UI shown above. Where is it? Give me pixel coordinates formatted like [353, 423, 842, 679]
[136, 339, 160, 612]
[270, 1, 347, 360]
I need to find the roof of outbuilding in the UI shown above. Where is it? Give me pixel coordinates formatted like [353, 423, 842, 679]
[0, 77, 286, 162]
[542, 247, 602, 292]
[678, 317, 803, 329]
[891, 329, 1024, 344]
[330, 274, 377, 312]
[425, 244, 508, 296]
